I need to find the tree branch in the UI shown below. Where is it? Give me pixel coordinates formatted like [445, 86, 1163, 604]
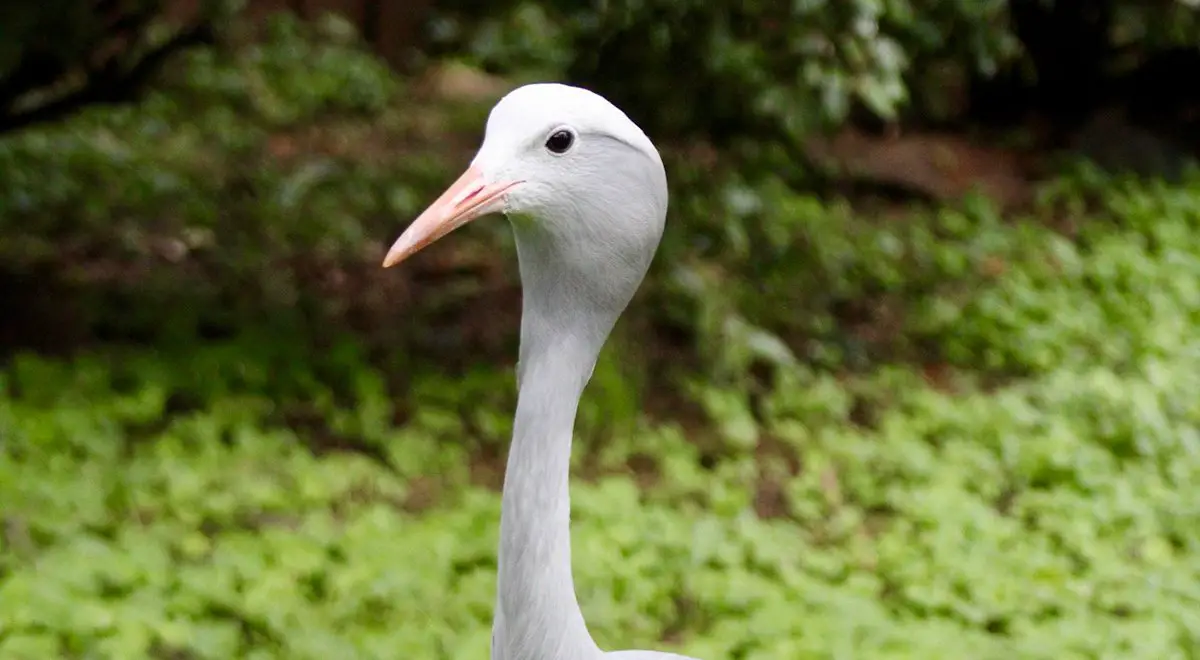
[0, 21, 215, 135]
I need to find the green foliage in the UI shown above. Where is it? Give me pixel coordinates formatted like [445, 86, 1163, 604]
[921, 169, 1200, 373]
[0, 13, 432, 305]
[430, 0, 1200, 165]
[6, 163, 1200, 656]
[0, 0, 237, 133]
[5, 9, 1200, 660]
[649, 160, 1200, 389]
[435, 0, 1015, 139]
[6, 187, 1200, 655]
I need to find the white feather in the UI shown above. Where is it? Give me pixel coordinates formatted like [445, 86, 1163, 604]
[449, 83, 697, 660]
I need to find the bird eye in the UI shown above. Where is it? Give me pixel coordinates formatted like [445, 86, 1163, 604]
[545, 129, 575, 154]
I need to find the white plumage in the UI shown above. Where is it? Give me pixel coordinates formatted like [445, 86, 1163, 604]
[384, 83, 700, 660]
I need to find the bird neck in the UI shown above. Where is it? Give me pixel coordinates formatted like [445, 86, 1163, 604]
[493, 263, 625, 659]
[491, 206, 654, 659]
[495, 328, 600, 659]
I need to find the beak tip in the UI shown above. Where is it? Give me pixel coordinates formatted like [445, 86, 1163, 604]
[381, 245, 406, 269]
[381, 165, 505, 270]
[381, 234, 412, 268]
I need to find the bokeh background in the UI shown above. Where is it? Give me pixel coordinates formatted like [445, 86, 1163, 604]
[3, 1, 1200, 658]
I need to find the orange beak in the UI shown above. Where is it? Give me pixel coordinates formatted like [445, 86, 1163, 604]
[382, 165, 522, 268]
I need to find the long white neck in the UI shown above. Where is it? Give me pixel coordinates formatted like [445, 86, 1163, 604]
[492, 217, 644, 660]
[493, 330, 600, 659]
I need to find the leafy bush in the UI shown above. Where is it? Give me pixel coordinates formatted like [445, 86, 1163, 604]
[0, 13, 427, 303]
[4, 196, 1200, 656]
[6, 98, 1200, 655]
[431, 0, 1013, 135]
[429, 0, 1200, 166]
[0, 0, 235, 134]
[4, 10, 1200, 659]
[919, 170, 1200, 373]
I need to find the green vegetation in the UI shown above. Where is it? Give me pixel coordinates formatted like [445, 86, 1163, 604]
[432, 0, 1200, 153]
[3, 8, 1200, 660]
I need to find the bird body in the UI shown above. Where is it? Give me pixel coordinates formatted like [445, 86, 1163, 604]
[384, 83, 699, 660]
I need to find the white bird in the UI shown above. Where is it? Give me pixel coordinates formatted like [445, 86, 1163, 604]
[382, 83, 700, 660]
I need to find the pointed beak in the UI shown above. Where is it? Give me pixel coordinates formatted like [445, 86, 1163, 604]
[382, 165, 521, 268]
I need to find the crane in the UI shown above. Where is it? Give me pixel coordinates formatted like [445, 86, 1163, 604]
[383, 83, 701, 660]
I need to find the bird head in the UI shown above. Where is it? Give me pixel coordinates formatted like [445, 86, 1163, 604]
[382, 84, 668, 309]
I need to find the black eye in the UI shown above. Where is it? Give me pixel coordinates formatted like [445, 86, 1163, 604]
[545, 129, 574, 154]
